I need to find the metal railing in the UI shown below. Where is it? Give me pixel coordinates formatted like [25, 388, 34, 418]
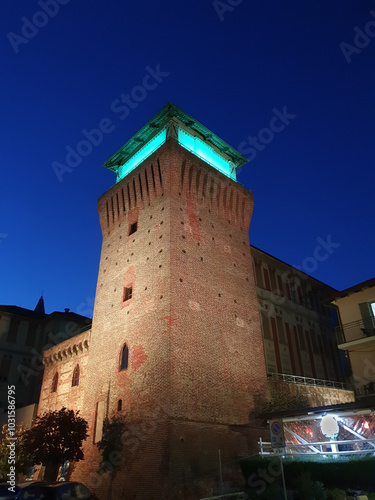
[355, 382, 375, 398]
[336, 317, 375, 345]
[258, 438, 375, 456]
[267, 372, 348, 390]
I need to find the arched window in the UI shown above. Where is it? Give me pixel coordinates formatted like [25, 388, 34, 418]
[51, 372, 58, 393]
[120, 344, 129, 371]
[117, 399, 122, 411]
[72, 364, 80, 387]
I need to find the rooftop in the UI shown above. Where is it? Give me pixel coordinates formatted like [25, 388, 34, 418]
[104, 102, 248, 183]
[332, 277, 375, 299]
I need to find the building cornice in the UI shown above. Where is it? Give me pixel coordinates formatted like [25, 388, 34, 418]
[43, 330, 90, 366]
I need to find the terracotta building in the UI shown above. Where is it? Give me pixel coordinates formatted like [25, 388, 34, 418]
[252, 246, 354, 408]
[36, 104, 354, 499]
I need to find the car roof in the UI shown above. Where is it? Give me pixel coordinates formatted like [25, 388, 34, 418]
[23, 481, 83, 489]
[46, 482, 78, 488]
[17, 482, 45, 487]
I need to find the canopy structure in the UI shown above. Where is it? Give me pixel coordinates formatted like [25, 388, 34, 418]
[262, 403, 375, 457]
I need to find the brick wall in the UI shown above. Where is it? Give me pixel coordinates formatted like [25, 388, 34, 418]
[38, 329, 90, 416]
[71, 137, 268, 499]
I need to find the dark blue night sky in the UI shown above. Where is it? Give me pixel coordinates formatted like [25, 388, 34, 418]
[1, 0, 374, 315]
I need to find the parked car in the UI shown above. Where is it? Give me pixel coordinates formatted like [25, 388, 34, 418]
[0, 482, 45, 500]
[0, 483, 19, 500]
[17, 482, 98, 500]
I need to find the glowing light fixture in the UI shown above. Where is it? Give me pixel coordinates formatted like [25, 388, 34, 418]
[116, 127, 167, 182]
[104, 103, 248, 183]
[320, 415, 339, 439]
[177, 128, 236, 181]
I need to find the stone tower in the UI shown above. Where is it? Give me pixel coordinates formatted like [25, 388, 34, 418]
[77, 103, 267, 499]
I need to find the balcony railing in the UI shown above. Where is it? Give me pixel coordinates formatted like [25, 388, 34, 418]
[355, 382, 375, 398]
[267, 372, 348, 390]
[336, 317, 375, 345]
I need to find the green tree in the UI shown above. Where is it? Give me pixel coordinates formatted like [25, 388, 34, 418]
[97, 415, 126, 500]
[23, 407, 88, 482]
[0, 424, 29, 481]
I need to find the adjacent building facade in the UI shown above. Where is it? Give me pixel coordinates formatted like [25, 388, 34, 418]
[332, 278, 375, 398]
[0, 298, 91, 427]
[252, 246, 354, 407]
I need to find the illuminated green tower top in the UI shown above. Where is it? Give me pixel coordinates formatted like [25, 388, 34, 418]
[103, 103, 247, 183]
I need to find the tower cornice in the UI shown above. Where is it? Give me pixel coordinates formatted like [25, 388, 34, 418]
[103, 103, 248, 183]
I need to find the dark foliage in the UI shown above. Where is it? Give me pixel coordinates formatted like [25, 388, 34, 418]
[0, 424, 29, 481]
[241, 456, 375, 498]
[261, 387, 310, 416]
[97, 415, 126, 474]
[23, 407, 88, 481]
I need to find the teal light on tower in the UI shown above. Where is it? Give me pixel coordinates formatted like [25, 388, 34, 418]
[116, 128, 167, 182]
[103, 103, 248, 183]
[177, 128, 236, 180]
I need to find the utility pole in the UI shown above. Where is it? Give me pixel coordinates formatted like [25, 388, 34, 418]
[218, 449, 223, 495]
